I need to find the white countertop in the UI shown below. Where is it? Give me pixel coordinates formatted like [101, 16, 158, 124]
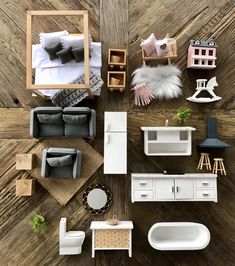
[132, 173, 217, 178]
[90, 221, 133, 230]
[141, 126, 196, 131]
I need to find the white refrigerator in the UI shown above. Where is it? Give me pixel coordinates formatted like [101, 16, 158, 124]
[104, 112, 127, 174]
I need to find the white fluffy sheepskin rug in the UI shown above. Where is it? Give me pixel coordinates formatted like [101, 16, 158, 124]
[132, 65, 182, 100]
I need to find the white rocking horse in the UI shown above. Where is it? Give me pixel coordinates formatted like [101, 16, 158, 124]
[187, 77, 221, 103]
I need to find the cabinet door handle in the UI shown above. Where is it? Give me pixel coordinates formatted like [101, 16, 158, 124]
[203, 193, 209, 196]
[172, 186, 175, 193]
[139, 182, 147, 185]
[176, 186, 179, 192]
[202, 182, 209, 185]
[141, 193, 148, 197]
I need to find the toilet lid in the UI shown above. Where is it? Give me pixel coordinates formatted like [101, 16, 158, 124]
[67, 231, 85, 237]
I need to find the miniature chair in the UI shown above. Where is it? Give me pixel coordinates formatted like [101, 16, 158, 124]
[212, 158, 226, 175]
[197, 153, 211, 170]
[41, 148, 82, 179]
[59, 218, 85, 255]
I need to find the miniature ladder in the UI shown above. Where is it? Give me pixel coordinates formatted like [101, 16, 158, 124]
[197, 153, 211, 170]
[187, 77, 221, 103]
[212, 158, 226, 175]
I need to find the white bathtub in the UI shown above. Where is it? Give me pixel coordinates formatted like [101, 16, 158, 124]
[148, 222, 210, 250]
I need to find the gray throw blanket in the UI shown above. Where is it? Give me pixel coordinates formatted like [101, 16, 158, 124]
[52, 71, 103, 108]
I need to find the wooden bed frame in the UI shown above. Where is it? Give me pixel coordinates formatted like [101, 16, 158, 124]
[26, 10, 93, 98]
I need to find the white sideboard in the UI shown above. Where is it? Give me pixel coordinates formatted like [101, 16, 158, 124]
[131, 173, 217, 202]
[90, 221, 133, 257]
[104, 112, 127, 174]
[141, 127, 196, 156]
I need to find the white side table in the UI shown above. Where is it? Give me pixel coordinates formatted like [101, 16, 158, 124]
[90, 221, 133, 257]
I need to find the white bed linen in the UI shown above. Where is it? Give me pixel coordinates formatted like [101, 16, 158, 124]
[32, 42, 101, 69]
[36, 66, 101, 97]
[33, 42, 102, 97]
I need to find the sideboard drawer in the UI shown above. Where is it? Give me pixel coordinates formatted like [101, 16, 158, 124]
[196, 189, 216, 199]
[196, 179, 216, 188]
[133, 179, 153, 189]
[133, 190, 154, 201]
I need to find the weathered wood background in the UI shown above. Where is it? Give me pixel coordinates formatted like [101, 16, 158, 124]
[0, 0, 235, 265]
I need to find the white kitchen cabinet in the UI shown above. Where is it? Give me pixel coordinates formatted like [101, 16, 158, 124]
[175, 179, 194, 199]
[141, 127, 196, 156]
[155, 179, 175, 200]
[131, 173, 217, 202]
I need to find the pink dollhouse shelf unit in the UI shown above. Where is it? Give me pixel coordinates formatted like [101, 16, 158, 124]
[187, 39, 217, 69]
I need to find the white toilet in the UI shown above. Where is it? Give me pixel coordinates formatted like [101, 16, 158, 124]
[59, 218, 85, 255]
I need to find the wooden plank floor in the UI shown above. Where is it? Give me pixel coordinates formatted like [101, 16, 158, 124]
[0, 0, 235, 265]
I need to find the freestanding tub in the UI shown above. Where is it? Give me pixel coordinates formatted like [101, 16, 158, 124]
[148, 222, 210, 251]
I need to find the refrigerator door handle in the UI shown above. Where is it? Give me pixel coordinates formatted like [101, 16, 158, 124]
[105, 123, 110, 132]
[105, 133, 110, 144]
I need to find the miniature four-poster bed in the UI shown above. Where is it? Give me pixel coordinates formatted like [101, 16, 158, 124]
[26, 10, 94, 99]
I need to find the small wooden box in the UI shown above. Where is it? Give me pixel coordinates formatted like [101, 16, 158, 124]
[16, 154, 34, 170]
[108, 49, 127, 70]
[16, 179, 36, 196]
[107, 71, 126, 92]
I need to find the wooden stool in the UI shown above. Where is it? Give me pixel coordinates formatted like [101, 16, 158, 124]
[197, 153, 211, 170]
[212, 158, 226, 175]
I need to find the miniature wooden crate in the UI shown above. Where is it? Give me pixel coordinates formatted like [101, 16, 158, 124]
[108, 49, 127, 70]
[95, 229, 129, 248]
[16, 154, 35, 170]
[141, 38, 177, 65]
[107, 71, 126, 92]
[15, 179, 36, 196]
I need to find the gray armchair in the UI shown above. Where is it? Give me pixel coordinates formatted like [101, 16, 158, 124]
[30, 107, 96, 139]
[41, 147, 82, 179]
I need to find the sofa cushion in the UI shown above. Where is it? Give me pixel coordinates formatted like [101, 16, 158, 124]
[47, 147, 76, 155]
[56, 47, 74, 64]
[39, 124, 64, 137]
[37, 113, 63, 124]
[63, 107, 91, 114]
[44, 42, 63, 60]
[63, 114, 88, 124]
[34, 107, 62, 114]
[47, 155, 73, 167]
[49, 165, 73, 179]
[64, 123, 89, 137]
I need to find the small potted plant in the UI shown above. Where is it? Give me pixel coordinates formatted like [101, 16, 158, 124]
[29, 212, 47, 233]
[174, 106, 191, 124]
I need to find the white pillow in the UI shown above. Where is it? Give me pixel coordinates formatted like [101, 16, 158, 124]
[61, 35, 92, 49]
[39, 30, 68, 48]
[155, 38, 173, 57]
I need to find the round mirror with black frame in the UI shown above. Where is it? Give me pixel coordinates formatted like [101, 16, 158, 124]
[82, 184, 112, 215]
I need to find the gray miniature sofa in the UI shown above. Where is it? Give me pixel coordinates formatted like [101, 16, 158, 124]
[30, 107, 96, 139]
[41, 147, 82, 179]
